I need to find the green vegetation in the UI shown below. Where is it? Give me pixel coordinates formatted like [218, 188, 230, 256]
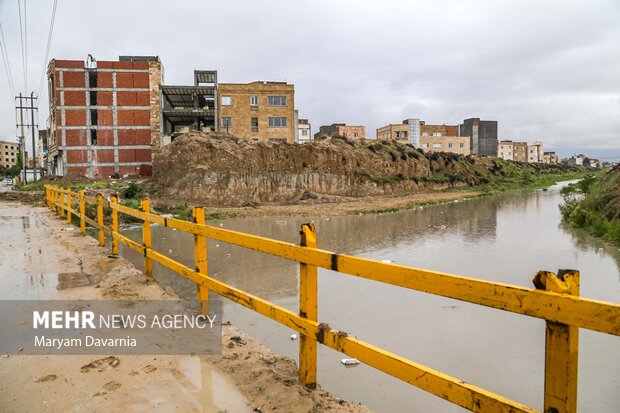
[560, 168, 620, 245]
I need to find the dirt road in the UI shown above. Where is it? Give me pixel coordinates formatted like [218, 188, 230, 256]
[0, 200, 370, 413]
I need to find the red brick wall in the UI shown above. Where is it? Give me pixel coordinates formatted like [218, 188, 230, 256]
[65, 130, 88, 146]
[65, 109, 86, 126]
[64, 91, 85, 106]
[63, 72, 85, 88]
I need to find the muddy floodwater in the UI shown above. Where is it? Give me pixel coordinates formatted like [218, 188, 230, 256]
[120, 182, 620, 413]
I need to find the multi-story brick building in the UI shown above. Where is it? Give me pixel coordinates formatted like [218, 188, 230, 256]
[498, 140, 528, 162]
[315, 123, 366, 140]
[458, 118, 498, 156]
[0, 140, 20, 169]
[47, 56, 163, 178]
[376, 122, 410, 143]
[218, 81, 295, 143]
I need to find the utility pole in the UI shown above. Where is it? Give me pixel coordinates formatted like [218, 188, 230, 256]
[17, 93, 27, 184]
[15, 93, 39, 184]
[30, 92, 38, 180]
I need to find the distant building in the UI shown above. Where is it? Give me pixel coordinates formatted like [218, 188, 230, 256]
[527, 141, 543, 163]
[47, 56, 163, 178]
[458, 118, 498, 156]
[218, 80, 296, 143]
[376, 122, 410, 143]
[543, 151, 559, 164]
[297, 118, 312, 144]
[0, 140, 20, 169]
[315, 123, 366, 140]
[497, 140, 528, 162]
[588, 159, 601, 168]
[377, 119, 468, 154]
[376, 119, 421, 146]
[419, 134, 470, 155]
[566, 154, 586, 166]
[38, 130, 48, 169]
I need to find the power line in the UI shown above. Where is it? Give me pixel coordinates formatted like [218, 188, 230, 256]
[36, 0, 58, 107]
[24, 0, 28, 93]
[17, 0, 26, 92]
[0, 20, 16, 97]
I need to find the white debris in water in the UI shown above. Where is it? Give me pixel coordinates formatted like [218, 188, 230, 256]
[168, 249, 173, 253]
[216, 244, 220, 248]
[440, 225, 446, 229]
[290, 334, 298, 340]
[172, 228, 177, 231]
[381, 259, 393, 263]
[341, 358, 360, 366]
[219, 223, 224, 227]
[226, 253, 231, 257]
[276, 220, 287, 224]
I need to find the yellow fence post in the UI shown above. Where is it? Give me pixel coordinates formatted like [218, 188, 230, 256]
[299, 223, 318, 388]
[96, 194, 105, 247]
[111, 196, 119, 255]
[141, 199, 153, 277]
[192, 207, 209, 314]
[67, 190, 72, 224]
[533, 269, 580, 413]
[59, 190, 66, 218]
[79, 190, 86, 233]
[52, 186, 57, 212]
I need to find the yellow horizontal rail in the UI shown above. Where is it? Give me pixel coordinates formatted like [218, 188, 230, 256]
[107, 200, 620, 337]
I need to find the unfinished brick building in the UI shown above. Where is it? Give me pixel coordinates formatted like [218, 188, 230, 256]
[46, 56, 163, 178]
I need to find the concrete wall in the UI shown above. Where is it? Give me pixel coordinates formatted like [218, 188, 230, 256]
[218, 82, 295, 143]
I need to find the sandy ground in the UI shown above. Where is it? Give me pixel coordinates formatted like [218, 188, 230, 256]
[161, 190, 479, 220]
[0, 200, 370, 413]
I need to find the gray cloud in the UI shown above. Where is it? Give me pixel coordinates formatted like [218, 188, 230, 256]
[0, 0, 619, 158]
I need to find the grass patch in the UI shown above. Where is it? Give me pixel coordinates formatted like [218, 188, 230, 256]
[560, 168, 620, 245]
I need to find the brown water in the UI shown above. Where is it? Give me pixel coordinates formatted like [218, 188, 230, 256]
[120, 183, 620, 413]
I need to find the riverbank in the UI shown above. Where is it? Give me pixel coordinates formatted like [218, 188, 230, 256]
[560, 166, 620, 245]
[0, 200, 370, 412]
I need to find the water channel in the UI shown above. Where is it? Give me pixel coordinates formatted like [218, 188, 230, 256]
[119, 182, 620, 412]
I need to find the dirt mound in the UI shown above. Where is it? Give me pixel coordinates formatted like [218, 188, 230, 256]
[58, 173, 93, 184]
[149, 131, 579, 206]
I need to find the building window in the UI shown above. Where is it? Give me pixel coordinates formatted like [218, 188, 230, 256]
[422, 143, 429, 148]
[267, 96, 287, 106]
[433, 132, 442, 136]
[302, 130, 308, 136]
[460, 143, 464, 148]
[448, 143, 453, 148]
[221, 96, 232, 105]
[354, 132, 359, 138]
[422, 132, 429, 136]
[432, 143, 441, 148]
[268, 117, 287, 127]
[250, 96, 259, 106]
[222, 117, 232, 128]
[251, 117, 258, 133]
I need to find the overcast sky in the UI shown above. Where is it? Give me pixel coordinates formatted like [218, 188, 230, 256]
[0, 0, 619, 159]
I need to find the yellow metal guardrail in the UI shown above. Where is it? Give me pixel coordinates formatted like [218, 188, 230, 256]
[44, 184, 620, 413]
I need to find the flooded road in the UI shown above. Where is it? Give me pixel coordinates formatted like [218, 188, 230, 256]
[120, 183, 620, 412]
